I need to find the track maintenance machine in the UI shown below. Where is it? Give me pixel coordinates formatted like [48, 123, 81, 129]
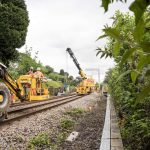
[66, 48, 95, 95]
[0, 63, 49, 121]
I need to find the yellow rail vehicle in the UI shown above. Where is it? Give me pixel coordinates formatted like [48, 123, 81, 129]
[17, 75, 49, 101]
[76, 78, 95, 95]
[66, 48, 95, 95]
[0, 63, 49, 121]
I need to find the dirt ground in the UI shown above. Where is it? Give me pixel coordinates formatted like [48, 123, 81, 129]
[59, 94, 106, 150]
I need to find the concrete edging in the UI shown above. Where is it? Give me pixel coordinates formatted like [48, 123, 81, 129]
[100, 96, 124, 150]
[99, 96, 110, 150]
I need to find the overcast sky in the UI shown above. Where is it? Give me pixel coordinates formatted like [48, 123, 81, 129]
[20, 0, 133, 82]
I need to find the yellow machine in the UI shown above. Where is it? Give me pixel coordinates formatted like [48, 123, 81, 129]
[66, 48, 95, 95]
[17, 75, 49, 101]
[0, 63, 49, 121]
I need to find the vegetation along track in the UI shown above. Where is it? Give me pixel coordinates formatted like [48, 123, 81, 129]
[1, 94, 83, 124]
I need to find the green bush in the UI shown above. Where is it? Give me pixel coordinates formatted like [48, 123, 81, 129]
[60, 118, 75, 129]
[98, 10, 150, 150]
[27, 133, 51, 149]
[65, 108, 84, 117]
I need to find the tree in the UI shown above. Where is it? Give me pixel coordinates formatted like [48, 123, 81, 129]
[0, 0, 29, 66]
[8, 47, 41, 78]
[64, 72, 69, 77]
[68, 75, 74, 81]
[45, 65, 54, 74]
[60, 69, 65, 75]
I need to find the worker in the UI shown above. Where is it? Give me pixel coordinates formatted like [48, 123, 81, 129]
[27, 66, 34, 76]
[34, 67, 44, 91]
[34, 67, 44, 78]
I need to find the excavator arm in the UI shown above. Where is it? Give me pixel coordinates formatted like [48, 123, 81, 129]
[0, 63, 25, 101]
[66, 48, 87, 79]
[0, 63, 26, 121]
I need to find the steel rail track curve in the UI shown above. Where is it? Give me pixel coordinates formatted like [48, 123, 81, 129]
[8, 95, 78, 113]
[0, 94, 84, 125]
[10, 92, 76, 108]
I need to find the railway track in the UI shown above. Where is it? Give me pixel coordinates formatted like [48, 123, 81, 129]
[10, 92, 76, 108]
[0, 94, 83, 124]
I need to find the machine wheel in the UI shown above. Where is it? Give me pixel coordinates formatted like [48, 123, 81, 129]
[0, 83, 11, 121]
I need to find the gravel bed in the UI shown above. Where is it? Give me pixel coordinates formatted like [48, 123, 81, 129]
[0, 93, 104, 150]
[59, 93, 106, 150]
[7, 96, 81, 120]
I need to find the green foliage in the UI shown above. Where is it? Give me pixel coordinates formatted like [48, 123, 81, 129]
[96, 47, 112, 58]
[65, 108, 84, 117]
[45, 65, 54, 74]
[129, 0, 150, 25]
[130, 70, 138, 83]
[103, 27, 121, 41]
[48, 72, 65, 82]
[8, 47, 41, 79]
[104, 68, 150, 150]
[101, 0, 110, 12]
[97, 10, 150, 99]
[99, 10, 150, 150]
[60, 69, 65, 75]
[136, 82, 150, 103]
[27, 133, 51, 149]
[120, 48, 136, 67]
[47, 80, 63, 88]
[0, 0, 29, 66]
[60, 118, 75, 129]
[100, 0, 150, 26]
[56, 132, 68, 144]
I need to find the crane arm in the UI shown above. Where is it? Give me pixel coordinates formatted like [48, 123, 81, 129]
[0, 63, 25, 101]
[66, 48, 87, 79]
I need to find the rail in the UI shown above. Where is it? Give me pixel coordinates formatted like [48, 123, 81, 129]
[0, 94, 84, 125]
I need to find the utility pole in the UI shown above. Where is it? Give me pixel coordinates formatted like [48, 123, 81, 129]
[85, 68, 100, 83]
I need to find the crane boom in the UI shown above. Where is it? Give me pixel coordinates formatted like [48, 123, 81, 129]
[66, 48, 87, 79]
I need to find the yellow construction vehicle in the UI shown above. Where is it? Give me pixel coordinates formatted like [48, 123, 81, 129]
[0, 63, 49, 121]
[66, 48, 95, 95]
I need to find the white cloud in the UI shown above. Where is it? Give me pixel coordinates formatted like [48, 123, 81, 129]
[20, 0, 133, 82]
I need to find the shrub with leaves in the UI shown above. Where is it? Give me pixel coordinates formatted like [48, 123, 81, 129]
[27, 133, 51, 149]
[0, 0, 29, 66]
[98, 1, 150, 149]
[98, 8, 150, 150]
[60, 118, 75, 129]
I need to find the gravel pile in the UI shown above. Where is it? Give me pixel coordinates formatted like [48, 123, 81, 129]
[0, 93, 104, 150]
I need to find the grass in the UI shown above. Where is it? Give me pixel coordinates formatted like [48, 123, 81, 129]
[56, 132, 68, 144]
[49, 132, 68, 150]
[27, 132, 51, 149]
[60, 118, 75, 129]
[65, 108, 84, 117]
[47, 80, 63, 88]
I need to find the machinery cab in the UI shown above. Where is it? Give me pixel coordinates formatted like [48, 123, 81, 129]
[76, 77, 95, 95]
[17, 75, 49, 101]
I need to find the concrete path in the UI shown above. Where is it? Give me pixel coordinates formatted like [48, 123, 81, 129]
[100, 96, 124, 150]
